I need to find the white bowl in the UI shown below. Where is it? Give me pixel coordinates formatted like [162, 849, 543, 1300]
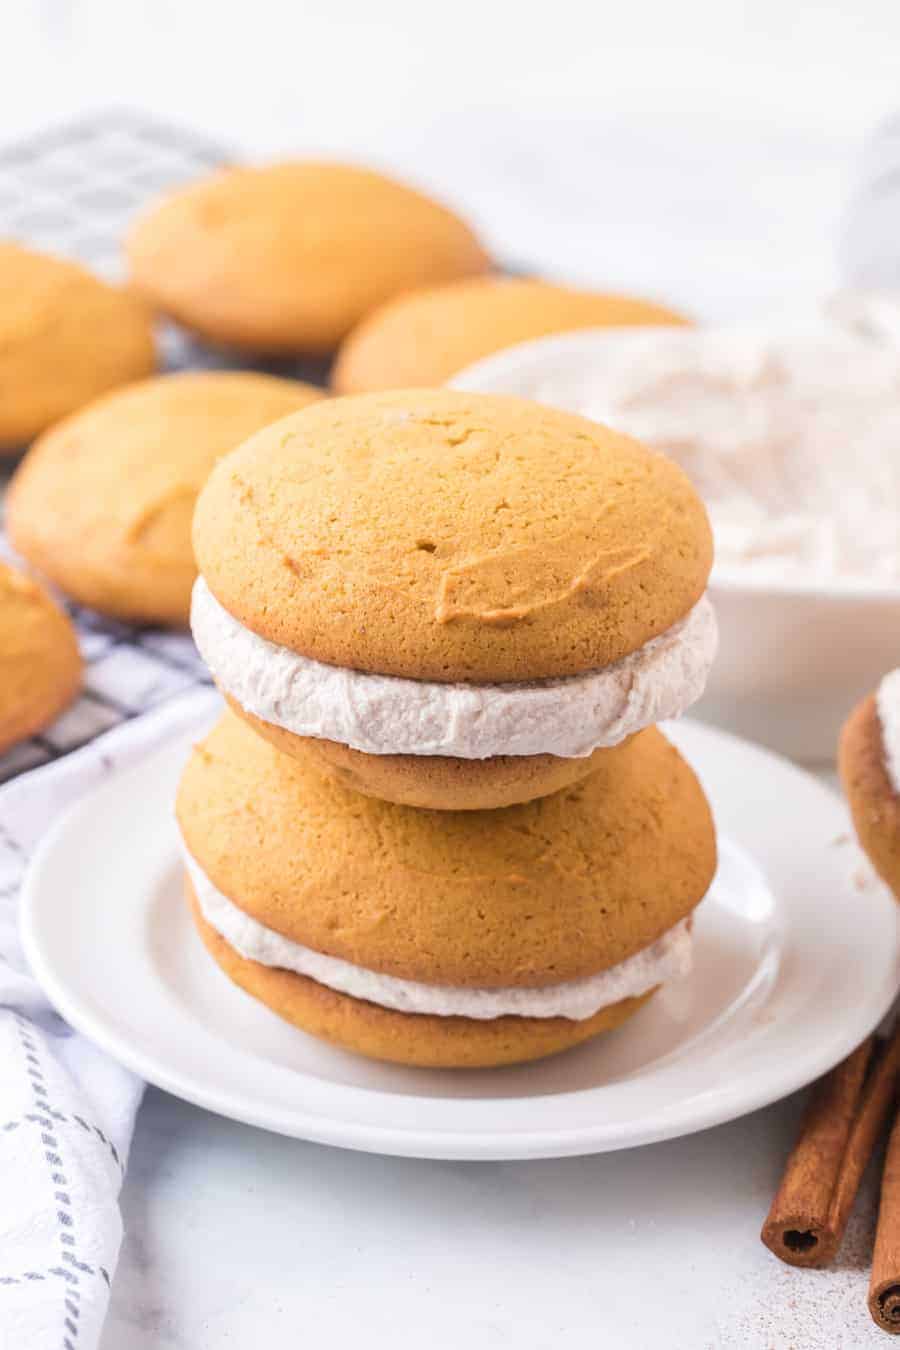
[452, 326, 900, 763]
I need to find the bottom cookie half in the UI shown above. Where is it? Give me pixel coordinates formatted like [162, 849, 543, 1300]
[189, 884, 655, 1069]
[229, 696, 614, 811]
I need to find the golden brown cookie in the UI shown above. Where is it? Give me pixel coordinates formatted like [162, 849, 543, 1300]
[126, 161, 490, 354]
[0, 563, 82, 754]
[7, 372, 322, 628]
[231, 697, 612, 810]
[840, 693, 900, 900]
[332, 276, 690, 393]
[0, 242, 156, 453]
[190, 890, 655, 1069]
[176, 711, 716, 989]
[193, 388, 713, 682]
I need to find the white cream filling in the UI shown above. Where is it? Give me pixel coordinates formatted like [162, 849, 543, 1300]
[191, 577, 717, 760]
[877, 668, 900, 793]
[185, 851, 692, 1022]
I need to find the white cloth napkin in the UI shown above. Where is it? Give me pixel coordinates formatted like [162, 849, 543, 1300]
[0, 688, 219, 1350]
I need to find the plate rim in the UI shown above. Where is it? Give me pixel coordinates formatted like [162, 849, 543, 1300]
[20, 717, 900, 1160]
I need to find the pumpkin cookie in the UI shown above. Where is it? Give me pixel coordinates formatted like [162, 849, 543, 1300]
[7, 371, 322, 628]
[332, 276, 690, 394]
[840, 674, 900, 899]
[177, 712, 716, 1068]
[0, 242, 156, 453]
[227, 700, 614, 811]
[0, 563, 81, 754]
[126, 161, 489, 354]
[191, 388, 716, 809]
[190, 899, 655, 1070]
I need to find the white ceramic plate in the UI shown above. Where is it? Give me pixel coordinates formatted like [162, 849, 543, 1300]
[21, 717, 900, 1160]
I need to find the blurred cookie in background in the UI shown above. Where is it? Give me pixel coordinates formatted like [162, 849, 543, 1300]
[0, 562, 82, 754]
[0, 241, 156, 454]
[126, 161, 490, 355]
[6, 371, 323, 629]
[332, 276, 689, 393]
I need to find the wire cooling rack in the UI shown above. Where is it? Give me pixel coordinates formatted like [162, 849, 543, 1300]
[0, 111, 296, 784]
[0, 110, 225, 279]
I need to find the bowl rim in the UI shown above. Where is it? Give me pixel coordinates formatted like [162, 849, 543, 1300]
[451, 321, 900, 605]
[710, 566, 900, 602]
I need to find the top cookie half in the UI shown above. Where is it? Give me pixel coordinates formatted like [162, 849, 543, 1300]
[193, 389, 713, 683]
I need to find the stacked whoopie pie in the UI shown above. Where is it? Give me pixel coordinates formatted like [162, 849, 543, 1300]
[177, 389, 719, 1068]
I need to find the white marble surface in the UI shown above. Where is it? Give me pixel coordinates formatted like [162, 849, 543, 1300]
[103, 1086, 886, 1350]
[6, 4, 900, 1346]
[95, 767, 888, 1349]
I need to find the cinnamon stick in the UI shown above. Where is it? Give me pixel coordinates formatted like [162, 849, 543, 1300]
[762, 1025, 900, 1267]
[870, 1102, 900, 1333]
[762, 1038, 874, 1266]
[829, 1027, 900, 1250]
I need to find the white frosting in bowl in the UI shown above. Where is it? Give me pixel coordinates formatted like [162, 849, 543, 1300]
[877, 668, 900, 793]
[184, 851, 692, 1022]
[456, 325, 900, 588]
[191, 577, 717, 760]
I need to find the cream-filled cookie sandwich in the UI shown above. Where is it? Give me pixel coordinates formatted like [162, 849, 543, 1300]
[177, 712, 716, 1068]
[192, 389, 717, 810]
[840, 672, 900, 900]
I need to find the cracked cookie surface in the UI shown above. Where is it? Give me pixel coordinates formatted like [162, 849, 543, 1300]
[193, 388, 713, 681]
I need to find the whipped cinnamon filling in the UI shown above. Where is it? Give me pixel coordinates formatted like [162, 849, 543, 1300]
[185, 849, 693, 1022]
[191, 577, 717, 760]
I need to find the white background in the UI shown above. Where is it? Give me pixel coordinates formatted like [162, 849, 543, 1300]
[5, 4, 900, 1347]
[8, 0, 900, 140]
[5, 0, 900, 316]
